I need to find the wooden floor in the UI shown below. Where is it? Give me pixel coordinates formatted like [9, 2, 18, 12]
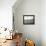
[0, 39, 16, 46]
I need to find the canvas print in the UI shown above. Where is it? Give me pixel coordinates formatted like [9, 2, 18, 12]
[23, 15, 35, 24]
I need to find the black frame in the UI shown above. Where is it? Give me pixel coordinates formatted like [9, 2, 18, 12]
[23, 15, 35, 25]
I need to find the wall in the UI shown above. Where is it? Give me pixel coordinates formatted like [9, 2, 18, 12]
[41, 0, 46, 46]
[13, 0, 41, 46]
[0, 0, 16, 30]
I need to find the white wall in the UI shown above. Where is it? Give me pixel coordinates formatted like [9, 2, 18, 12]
[41, 0, 46, 46]
[0, 0, 16, 30]
[13, 0, 41, 46]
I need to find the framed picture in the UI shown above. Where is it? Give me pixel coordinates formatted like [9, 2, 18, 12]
[23, 15, 35, 25]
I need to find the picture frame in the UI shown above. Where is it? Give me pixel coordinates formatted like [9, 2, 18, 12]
[23, 15, 35, 25]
